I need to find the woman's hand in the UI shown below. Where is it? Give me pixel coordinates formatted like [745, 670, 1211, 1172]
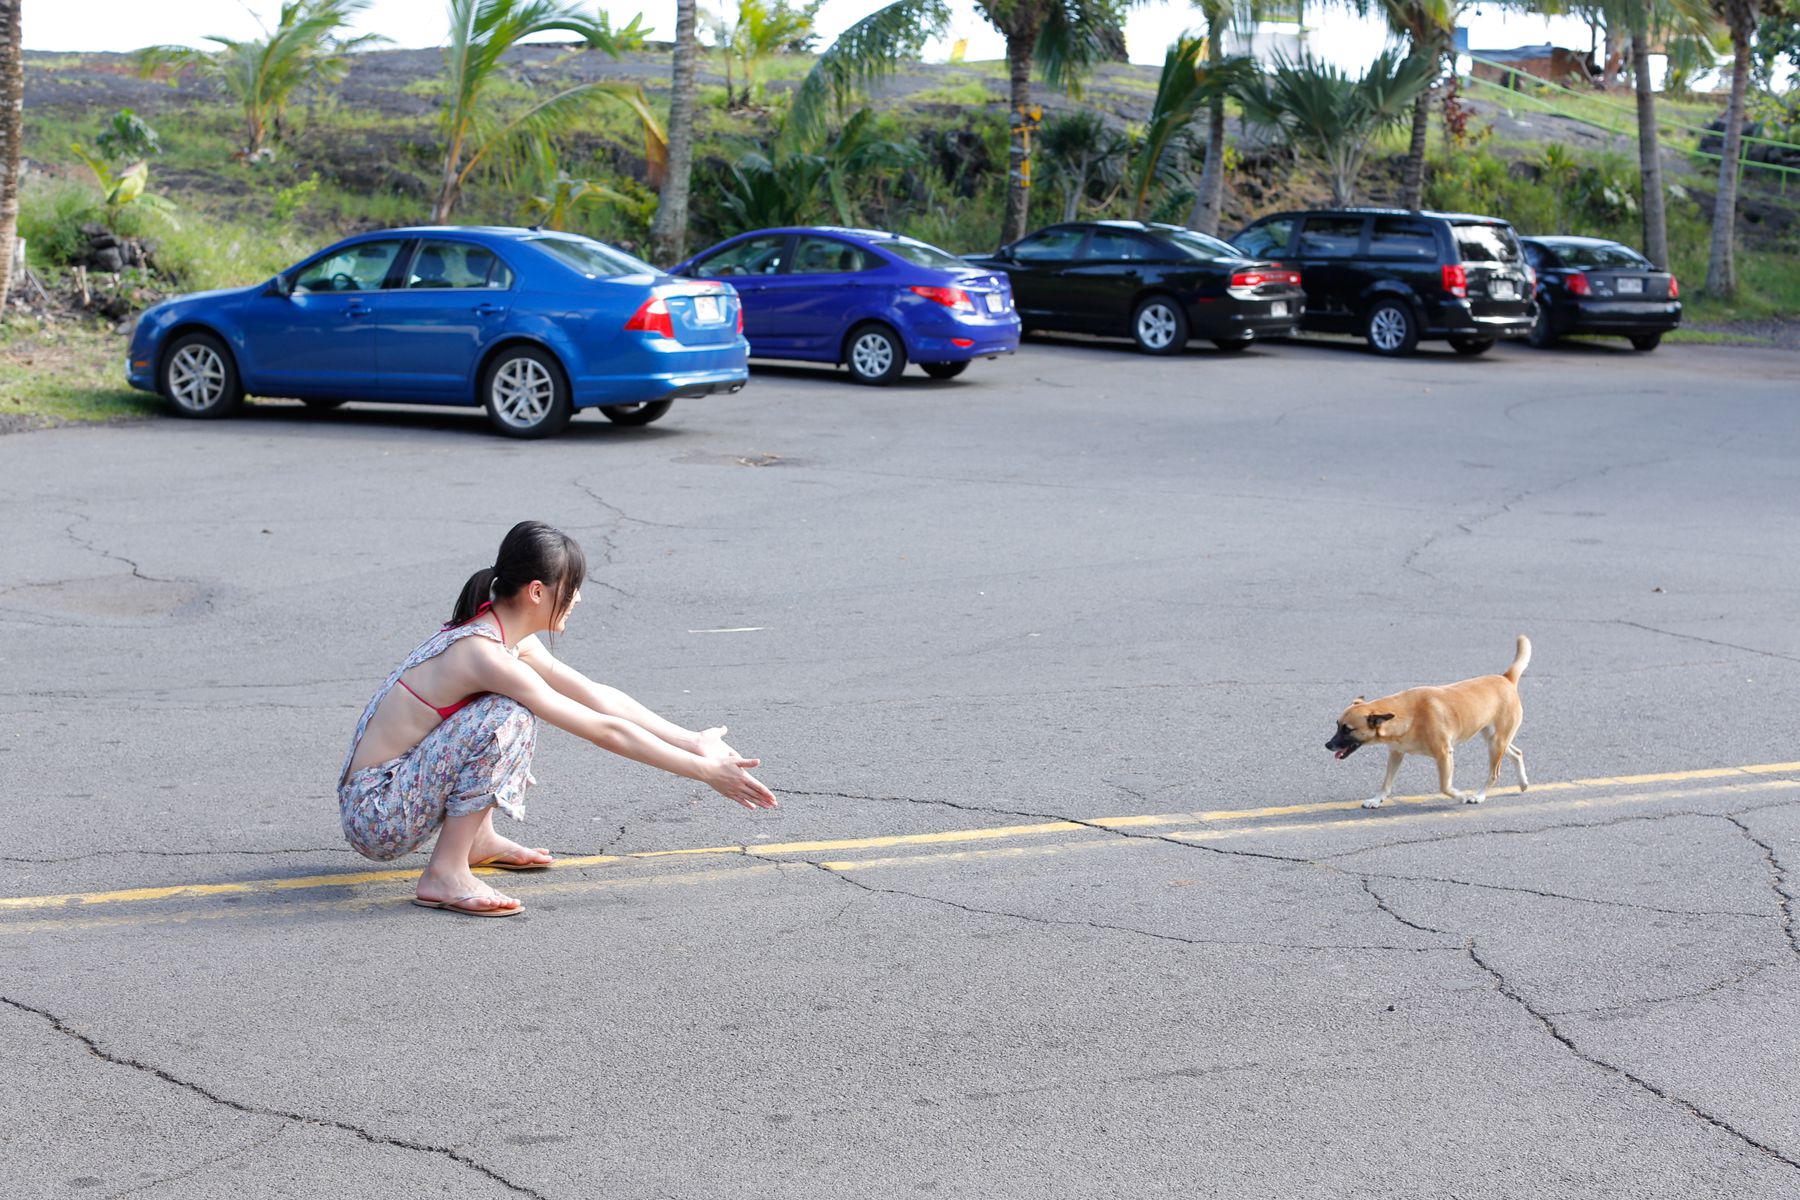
[693, 725, 742, 760]
[700, 753, 778, 810]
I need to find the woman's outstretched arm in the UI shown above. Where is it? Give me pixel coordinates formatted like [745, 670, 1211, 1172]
[477, 643, 776, 809]
[516, 636, 724, 754]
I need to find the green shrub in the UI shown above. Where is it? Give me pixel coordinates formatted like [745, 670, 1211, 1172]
[17, 178, 105, 268]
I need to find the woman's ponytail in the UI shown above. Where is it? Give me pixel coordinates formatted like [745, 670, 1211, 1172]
[449, 566, 498, 627]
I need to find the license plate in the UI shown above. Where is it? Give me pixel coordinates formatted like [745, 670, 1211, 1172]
[1271, 301, 1289, 317]
[693, 295, 723, 325]
[1490, 280, 1517, 300]
[1618, 277, 1643, 294]
[985, 293, 1007, 313]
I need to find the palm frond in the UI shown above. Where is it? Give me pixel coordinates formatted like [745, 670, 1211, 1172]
[782, 0, 949, 153]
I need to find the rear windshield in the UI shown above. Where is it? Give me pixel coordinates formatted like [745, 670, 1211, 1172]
[530, 236, 655, 278]
[1545, 241, 1651, 269]
[885, 239, 968, 270]
[1164, 230, 1244, 261]
[1453, 223, 1523, 264]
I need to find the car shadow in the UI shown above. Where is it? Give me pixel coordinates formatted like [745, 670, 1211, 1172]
[1022, 332, 1286, 358]
[746, 362, 963, 389]
[236, 400, 688, 442]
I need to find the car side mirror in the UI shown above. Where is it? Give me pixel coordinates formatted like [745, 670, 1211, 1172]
[265, 274, 292, 298]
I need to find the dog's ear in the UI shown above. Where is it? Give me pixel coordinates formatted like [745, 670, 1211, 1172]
[1351, 696, 1366, 705]
[1367, 712, 1396, 729]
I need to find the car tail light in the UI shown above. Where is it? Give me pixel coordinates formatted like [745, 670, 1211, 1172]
[1230, 269, 1300, 287]
[736, 302, 744, 334]
[911, 285, 973, 311]
[1441, 264, 1468, 298]
[1668, 275, 1680, 299]
[1566, 272, 1591, 296]
[951, 338, 974, 348]
[624, 296, 674, 338]
[1525, 265, 1537, 290]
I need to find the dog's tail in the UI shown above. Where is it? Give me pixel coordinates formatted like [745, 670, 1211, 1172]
[1504, 634, 1532, 683]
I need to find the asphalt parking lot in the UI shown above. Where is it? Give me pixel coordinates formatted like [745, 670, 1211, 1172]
[3, 333, 1799, 1198]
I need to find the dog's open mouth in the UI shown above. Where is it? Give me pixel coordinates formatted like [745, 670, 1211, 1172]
[1329, 742, 1361, 760]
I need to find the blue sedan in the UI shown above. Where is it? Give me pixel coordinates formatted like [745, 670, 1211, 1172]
[672, 226, 1020, 385]
[126, 226, 750, 437]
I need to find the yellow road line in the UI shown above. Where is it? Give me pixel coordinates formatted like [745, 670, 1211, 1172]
[2, 760, 1795, 914]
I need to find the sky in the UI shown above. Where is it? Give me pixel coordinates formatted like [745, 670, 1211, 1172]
[28, 1, 1613, 77]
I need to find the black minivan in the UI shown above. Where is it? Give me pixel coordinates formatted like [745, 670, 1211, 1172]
[1230, 209, 1537, 356]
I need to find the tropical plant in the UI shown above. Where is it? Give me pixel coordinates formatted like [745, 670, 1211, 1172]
[708, 0, 820, 106]
[1236, 49, 1435, 205]
[718, 107, 920, 232]
[1126, 33, 1252, 220]
[1186, 0, 1265, 234]
[432, 0, 661, 224]
[69, 145, 176, 232]
[784, 0, 1134, 247]
[1038, 111, 1128, 220]
[0, 0, 21, 314]
[1704, 0, 1783, 297]
[522, 171, 630, 229]
[650, 0, 700, 263]
[1347, 0, 1460, 211]
[95, 109, 162, 161]
[138, 1, 382, 158]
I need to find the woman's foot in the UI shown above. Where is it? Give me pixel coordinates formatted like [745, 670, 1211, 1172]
[469, 829, 553, 869]
[416, 868, 521, 915]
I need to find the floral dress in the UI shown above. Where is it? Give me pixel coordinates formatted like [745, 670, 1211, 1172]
[338, 622, 537, 861]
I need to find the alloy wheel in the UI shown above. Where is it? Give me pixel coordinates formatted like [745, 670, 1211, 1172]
[1369, 306, 1409, 352]
[168, 344, 227, 412]
[1136, 304, 1177, 350]
[851, 332, 894, 379]
[491, 357, 556, 428]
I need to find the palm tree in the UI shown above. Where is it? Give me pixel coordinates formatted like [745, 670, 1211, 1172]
[433, 0, 663, 224]
[1128, 34, 1253, 220]
[1187, 0, 1265, 235]
[786, 0, 1130, 246]
[0, 0, 20, 315]
[1703, 0, 1778, 297]
[1236, 49, 1434, 205]
[1039, 111, 1128, 220]
[732, 0, 821, 105]
[650, 0, 699, 263]
[138, 1, 382, 158]
[1353, 0, 1459, 211]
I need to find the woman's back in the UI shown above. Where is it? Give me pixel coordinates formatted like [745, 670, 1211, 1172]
[342, 617, 510, 780]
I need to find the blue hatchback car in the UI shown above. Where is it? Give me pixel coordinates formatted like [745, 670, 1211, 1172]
[672, 226, 1020, 384]
[126, 226, 749, 437]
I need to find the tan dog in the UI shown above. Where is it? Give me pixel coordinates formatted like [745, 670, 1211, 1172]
[1326, 636, 1531, 809]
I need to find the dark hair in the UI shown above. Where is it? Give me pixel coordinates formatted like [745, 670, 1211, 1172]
[450, 521, 587, 628]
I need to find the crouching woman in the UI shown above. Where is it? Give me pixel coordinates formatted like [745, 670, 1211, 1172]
[338, 520, 775, 917]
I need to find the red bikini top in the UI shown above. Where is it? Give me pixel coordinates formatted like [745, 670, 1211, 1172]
[396, 604, 507, 720]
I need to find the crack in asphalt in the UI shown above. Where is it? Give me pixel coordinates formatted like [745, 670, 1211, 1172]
[1461, 943, 1800, 1172]
[1, 995, 550, 1199]
[573, 480, 694, 530]
[106, 1119, 293, 1198]
[1612, 620, 1800, 666]
[58, 510, 180, 585]
[1318, 801, 1800, 862]
[1720, 814, 1800, 961]
[739, 850, 1454, 956]
[1541, 961, 1781, 1019]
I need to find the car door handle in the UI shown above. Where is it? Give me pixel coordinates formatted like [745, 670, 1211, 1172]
[344, 302, 371, 317]
[473, 303, 505, 316]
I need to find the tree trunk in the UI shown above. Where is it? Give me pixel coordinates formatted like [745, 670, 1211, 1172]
[1190, 16, 1228, 235]
[0, 0, 19, 315]
[1399, 72, 1432, 211]
[650, 0, 698, 265]
[1704, 27, 1752, 298]
[1001, 29, 1037, 247]
[432, 162, 460, 224]
[1626, 0, 1668, 269]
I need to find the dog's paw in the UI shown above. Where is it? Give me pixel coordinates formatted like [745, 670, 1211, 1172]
[1465, 791, 1486, 804]
[1361, 795, 1387, 809]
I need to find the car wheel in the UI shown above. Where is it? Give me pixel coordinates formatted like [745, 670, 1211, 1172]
[922, 361, 968, 380]
[1526, 304, 1558, 349]
[1364, 300, 1419, 356]
[599, 399, 674, 426]
[482, 345, 571, 439]
[1131, 296, 1188, 355]
[1449, 336, 1495, 356]
[1212, 336, 1254, 353]
[1629, 333, 1662, 352]
[160, 331, 244, 419]
[301, 397, 346, 410]
[845, 324, 907, 386]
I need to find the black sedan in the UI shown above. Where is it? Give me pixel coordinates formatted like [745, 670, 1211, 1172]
[964, 221, 1305, 355]
[1520, 236, 1681, 351]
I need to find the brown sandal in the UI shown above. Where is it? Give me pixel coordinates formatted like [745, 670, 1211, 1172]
[411, 895, 523, 918]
